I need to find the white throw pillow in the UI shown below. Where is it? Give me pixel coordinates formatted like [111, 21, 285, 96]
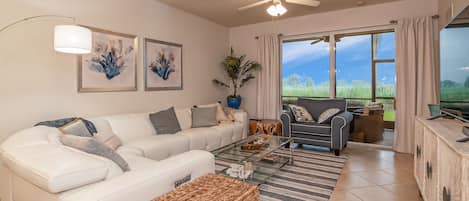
[175, 108, 192, 130]
[106, 113, 156, 142]
[288, 104, 314, 122]
[318, 108, 341, 124]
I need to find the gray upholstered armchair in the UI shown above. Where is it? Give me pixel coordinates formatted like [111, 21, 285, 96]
[281, 98, 353, 156]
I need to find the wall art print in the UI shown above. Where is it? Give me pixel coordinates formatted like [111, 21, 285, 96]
[144, 38, 182, 91]
[79, 26, 137, 92]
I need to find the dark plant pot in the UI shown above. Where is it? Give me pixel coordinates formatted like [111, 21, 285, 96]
[227, 96, 242, 109]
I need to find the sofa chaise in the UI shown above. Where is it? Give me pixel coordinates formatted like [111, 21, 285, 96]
[0, 107, 248, 201]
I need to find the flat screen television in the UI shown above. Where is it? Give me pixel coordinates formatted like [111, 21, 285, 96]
[440, 6, 469, 121]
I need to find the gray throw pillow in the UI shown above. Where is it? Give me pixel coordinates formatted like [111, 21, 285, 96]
[149, 107, 182, 134]
[191, 107, 217, 128]
[60, 135, 130, 171]
[318, 108, 341, 124]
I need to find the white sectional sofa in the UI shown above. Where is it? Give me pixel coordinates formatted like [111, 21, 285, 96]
[0, 107, 248, 201]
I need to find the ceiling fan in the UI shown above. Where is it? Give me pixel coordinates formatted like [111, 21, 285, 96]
[238, 0, 321, 16]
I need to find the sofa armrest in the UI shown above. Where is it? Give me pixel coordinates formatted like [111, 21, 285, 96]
[59, 150, 215, 201]
[225, 108, 249, 138]
[331, 112, 353, 149]
[280, 111, 294, 138]
[0, 144, 109, 194]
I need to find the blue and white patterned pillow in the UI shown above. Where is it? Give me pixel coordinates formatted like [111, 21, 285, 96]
[318, 108, 341, 124]
[288, 104, 315, 122]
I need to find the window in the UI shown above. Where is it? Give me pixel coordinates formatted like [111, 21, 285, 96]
[440, 27, 469, 107]
[282, 38, 330, 104]
[281, 29, 396, 122]
[336, 34, 372, 104]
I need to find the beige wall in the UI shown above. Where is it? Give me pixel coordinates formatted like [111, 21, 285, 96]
[229, 0, 439, 118]
[0, 0, 229, 141]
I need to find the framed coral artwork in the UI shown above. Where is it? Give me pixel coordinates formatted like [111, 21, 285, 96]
[144, 38, 183, 91]
[78, 26, 137, 92]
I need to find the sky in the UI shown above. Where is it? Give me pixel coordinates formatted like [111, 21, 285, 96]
[440, 27, 469, 84]
[282, 32, 396, 85]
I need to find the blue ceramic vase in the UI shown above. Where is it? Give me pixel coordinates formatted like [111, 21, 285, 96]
[227, 96, 242, 109]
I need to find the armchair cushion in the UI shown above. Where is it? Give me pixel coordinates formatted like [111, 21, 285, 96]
[291, 122, 331, 135]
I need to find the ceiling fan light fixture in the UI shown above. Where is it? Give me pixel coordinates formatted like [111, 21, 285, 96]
[267, 3, 287, 16]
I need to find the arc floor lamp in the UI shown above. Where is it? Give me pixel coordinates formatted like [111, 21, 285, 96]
[0, 15, 92, 54]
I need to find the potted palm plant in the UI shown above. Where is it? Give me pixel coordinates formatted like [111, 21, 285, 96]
[213, 48, 261, 109]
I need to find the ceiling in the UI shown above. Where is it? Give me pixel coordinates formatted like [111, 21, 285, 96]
[158, 0, 400, 27]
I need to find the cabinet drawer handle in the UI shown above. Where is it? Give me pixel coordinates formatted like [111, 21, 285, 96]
[443, 186, 451, 201]
[416, 145, 421, 158]
[426, 161, 433, 179]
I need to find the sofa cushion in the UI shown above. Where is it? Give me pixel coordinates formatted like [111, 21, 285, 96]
[119, 153, 160, 171]
[124, 135, 190, 161]
[105, 113, 156, 143]
[175, 108, 192, 130]
[211, 124, 236, 147]
[177, 128, 221, 151]
[149, 107, 181, 134]
[291, 122, 331, 135]
[1, 144, 109, 193]
[58, 150, 215, 201]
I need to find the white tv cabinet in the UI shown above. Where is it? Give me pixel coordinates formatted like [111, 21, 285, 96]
[414, 117, 469, 201]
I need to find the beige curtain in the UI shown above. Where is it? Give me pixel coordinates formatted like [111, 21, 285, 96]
[394, 16, 439, 153]
[256, 34, 281, 119]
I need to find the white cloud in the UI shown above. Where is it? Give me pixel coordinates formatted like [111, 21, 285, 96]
[282, 36, 369, 64]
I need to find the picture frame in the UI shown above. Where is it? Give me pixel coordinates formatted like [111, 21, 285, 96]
[78, 26, 138, 92]
[144, 38, 183, 91]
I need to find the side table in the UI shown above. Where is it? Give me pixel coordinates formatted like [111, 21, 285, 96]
[249, 119, 282, 136]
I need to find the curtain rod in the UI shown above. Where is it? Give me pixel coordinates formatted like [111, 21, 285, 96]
[254, 33, 283, 39]
[389, 15, 439, 24]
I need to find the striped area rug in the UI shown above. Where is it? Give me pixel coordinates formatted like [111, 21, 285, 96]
[215, 148, 347, 201]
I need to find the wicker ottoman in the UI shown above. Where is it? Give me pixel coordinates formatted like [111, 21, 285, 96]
[153, 173, 259, 201]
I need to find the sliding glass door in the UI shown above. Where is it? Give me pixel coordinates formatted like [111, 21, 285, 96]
[335, 34, 372, 108]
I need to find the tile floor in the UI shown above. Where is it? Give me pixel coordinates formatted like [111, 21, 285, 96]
[329, 144, 422, 201]
[372, 129, 394, 147]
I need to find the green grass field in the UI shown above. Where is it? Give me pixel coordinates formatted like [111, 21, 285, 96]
[440, 87, 469, 101]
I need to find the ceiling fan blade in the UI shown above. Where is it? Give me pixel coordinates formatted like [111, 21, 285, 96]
[310, 39, 322, 45]
[285, 0, 320, 7]
[238, 0, 272, 11]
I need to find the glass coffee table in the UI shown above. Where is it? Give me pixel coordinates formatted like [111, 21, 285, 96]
[211, 134, 294, 185]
